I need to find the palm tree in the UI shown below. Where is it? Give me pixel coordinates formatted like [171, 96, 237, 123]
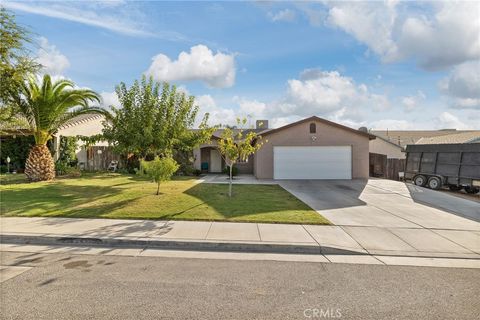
[16, 74, 105, 181]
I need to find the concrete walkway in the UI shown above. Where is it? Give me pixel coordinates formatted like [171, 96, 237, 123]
[1, 217, 479, 262]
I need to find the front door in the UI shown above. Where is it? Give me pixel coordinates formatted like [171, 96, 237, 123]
[210, 149, 222, 173]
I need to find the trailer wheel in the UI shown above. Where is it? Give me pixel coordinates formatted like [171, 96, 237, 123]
[465, 186, 480, 194]
[413, 175, 427, 187]
[427, 177, 442, 190]
[448, 185, 462, 191]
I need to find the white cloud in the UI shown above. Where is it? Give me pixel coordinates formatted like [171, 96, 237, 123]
[370, 119, 416, 130]
[4, 1, 186, 41]
[146, 45, 236, 88]
[435, 112, 471, 130]
[440, 60, 480, 109]
[323, 1, 480, 70]
[281, 69, 390, 120]
[36, 37, 70, 75]
[100, 91, 120, 109]
[195, 94, 236, 127]
[194, 69, 390, 129]
[401, 91, 426, 112]
[233, 96, 267, 118]
[268, 9, 296, 22]
[326, 1, 399, 62]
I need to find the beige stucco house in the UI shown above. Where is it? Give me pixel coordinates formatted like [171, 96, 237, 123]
[193, 116, 375, 180]
[369, 135, 405, 159]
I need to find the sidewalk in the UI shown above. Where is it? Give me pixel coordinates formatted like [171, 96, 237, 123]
[1, 217, 479, 264]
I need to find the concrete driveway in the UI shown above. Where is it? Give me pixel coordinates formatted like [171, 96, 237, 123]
[280, 179, 480, 230]
[280, 179, 480, 258]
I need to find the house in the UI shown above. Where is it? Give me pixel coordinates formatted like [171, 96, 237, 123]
[368, 135, 405, 159]
[193, 116, 375, 180]
[53, 114, 109, 168]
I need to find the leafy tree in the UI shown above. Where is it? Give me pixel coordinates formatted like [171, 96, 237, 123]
[103, 76, 214, 164]
[141, 156, 179, 195]
[14, 74, 105, 181]
[0, 7, 39, 130]
[217, 118, 265, 197]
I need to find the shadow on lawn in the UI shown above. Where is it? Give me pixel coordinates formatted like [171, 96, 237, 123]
[182, 183, 315, 219]
[0, 183, 136, 218]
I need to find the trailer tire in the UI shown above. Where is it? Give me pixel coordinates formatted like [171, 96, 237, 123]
[413, 175, 427, 187]
[465, 186, 480, 194]
[448, 185, 462, 191]
[427, 176, 442, 190]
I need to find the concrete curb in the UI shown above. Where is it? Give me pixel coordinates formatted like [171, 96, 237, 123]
[0, 234, 329, 255]
[3, 233, 479, 260]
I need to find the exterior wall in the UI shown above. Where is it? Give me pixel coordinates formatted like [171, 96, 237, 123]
[194, 140, 219, 171]
[254, 120, 370, 179]
[193, 147, 201, 170]
[193, 140, 253, 174]
[236, 154, 254, 174]
[369, 139, 405, 159]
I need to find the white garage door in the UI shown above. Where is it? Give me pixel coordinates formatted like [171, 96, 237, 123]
[274, 146, 352, 179]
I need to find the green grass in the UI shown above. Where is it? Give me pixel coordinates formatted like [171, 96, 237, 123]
[0, 173, 330, 224]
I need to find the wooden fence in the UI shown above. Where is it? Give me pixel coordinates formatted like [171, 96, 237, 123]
[83, 146, 120, 171]
[369, 153, 406, 181]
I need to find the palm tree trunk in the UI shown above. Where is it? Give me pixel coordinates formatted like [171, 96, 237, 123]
[25, 145, 55, 182]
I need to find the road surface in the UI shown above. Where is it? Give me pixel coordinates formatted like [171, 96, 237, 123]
[1, 250, 479, 319]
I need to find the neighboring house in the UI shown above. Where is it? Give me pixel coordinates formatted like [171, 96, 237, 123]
[370, 129, 477, 148]
[193, 116, 375, 180]
[369, 135, 405, 159]
[53, 114, 108, 166]
[415, 131, 480, 144]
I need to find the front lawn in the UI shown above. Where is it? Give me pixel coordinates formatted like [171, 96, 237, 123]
[0, 173, 330, 224]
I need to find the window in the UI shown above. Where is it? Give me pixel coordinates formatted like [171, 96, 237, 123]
[309, 123, 316, 134]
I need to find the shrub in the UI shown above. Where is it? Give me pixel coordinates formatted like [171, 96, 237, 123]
[194, 169, 202, 176]
[223, 165, 238, 176]
[141, 156, 179, 195]
[0, 136, 35, 170]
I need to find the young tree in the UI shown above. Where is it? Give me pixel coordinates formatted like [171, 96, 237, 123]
[102, 76, 214, 163]
[217, 118, 265, 197]
[0, 7, 40, 130]
[15, 74, 104, 181]
[141, 157, 179, 195]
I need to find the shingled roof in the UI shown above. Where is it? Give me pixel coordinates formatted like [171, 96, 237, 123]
[370, 129, 477, 147]
[415, 131, 480, 145]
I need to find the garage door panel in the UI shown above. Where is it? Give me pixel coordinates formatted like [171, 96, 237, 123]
[274, 146, 352, 180]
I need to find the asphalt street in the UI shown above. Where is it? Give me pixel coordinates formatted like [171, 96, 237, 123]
[1, 251, 479, 320]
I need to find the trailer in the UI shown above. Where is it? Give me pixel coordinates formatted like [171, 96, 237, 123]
[405, 143, 480, 194]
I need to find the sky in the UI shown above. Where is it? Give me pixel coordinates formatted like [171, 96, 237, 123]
[4, 0, 480, 130]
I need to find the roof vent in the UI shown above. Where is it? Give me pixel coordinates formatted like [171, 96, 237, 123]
[358, 126, 368, 133]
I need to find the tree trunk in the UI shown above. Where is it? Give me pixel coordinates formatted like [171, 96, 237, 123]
[156, 181, 160, 195]
[25, 144, 55, 182]
[228, 165, 233, 197]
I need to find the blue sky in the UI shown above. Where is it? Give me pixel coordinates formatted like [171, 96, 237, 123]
[5, 1, 479, 129]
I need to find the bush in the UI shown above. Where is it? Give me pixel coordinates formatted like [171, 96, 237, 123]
[0, 136, 35, 170]
[223, 165, 238, 176]
[194, 169, 202, 176]
[141, 157, 179, 195]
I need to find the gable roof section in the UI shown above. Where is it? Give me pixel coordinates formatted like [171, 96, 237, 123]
[371, 134, 404, 150]
[58, 114, 104, 130]
[258, 116, 376, 140]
